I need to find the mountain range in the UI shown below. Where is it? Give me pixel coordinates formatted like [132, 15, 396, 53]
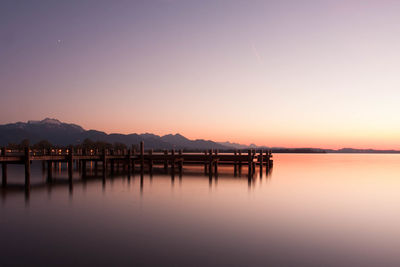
[0, 118, 231, 150]
[0, 118, 399, 153]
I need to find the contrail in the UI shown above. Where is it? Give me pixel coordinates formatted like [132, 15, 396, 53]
[251, 42, 262, 64]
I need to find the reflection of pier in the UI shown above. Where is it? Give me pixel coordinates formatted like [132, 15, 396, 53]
[0, 165, 273, 204]
[0, 141, 273, 190]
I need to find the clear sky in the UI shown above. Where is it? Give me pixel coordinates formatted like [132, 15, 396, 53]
[1, 0, 400, 149]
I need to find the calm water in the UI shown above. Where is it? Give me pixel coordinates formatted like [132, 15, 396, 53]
[1, 154, 400, 266]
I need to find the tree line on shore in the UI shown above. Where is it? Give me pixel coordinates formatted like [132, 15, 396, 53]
[5, 139, 131, 151]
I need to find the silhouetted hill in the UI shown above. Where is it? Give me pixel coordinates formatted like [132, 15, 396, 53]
[161, 134, 227, 150]
[0, 118, 85, 146]
[0, 118, 227, 150]
[218, 141, 249, 149]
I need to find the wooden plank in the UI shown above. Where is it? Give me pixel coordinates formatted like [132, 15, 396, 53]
[0, 156, 24, 162]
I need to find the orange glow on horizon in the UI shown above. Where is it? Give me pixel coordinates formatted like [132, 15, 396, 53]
[73, 119, 400, 150]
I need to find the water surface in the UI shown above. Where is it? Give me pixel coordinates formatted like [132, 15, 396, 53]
[1, 154, 400, 266]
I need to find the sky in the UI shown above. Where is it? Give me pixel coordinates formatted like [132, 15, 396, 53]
[1, 0, 400, 149]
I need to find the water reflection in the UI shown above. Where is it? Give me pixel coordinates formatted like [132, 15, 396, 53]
[140, 173, 144, 194]
[24, 187, 30, 205]
[0, 163, 272, 204]
[68, 186, 73, 203]
[5, 154, 400, 266]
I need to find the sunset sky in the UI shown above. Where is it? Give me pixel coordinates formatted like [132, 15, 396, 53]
[1, 0, 400, 149]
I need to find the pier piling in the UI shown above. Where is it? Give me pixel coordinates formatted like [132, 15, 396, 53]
[248, 149, 252, 177]
[24, 145, 30, 188]
[171, 149, 175, 174]
[208, 149, 213, 176]
[2, 147, 7, 187]
[82, 149, 87, 178]
[164, 150, 168, 172]
[68, 146, 73, 180]
[214, 149, 218, 175]
[149, 149, 153, 174]
[102, 149, 107, 177]
[140, 142, 144, 174]
[178, 149, 183, 174]
[259, 149, 264, 175]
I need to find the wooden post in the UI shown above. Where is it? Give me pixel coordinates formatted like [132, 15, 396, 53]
[268, 150, 273, 169]
[171, 149, 175, 174]
[248, 149, 252, 177]
[1, 147, 7, 187]
[170, 149, 175, 183]
[24, 144, 31, 188]
[102, 149, 107, 177]
[204, 151, 208, 174]
[178, 149, 183, 174]
[132, 146, 136, 175]
[68, 146, 73, 180]
[214, 149, 218, 175]
[110, 149, 114, 175]
[149, 149, 153, 174]
[164, 150, 168, 172]
[208, 149, 213, 175]
[127, 149, 132, 174]
[233, 150, 237, 176]
[41, 148, 46, 174]
[47, 148, 53, 181]
[259, 149, 263, 175]
[238, 150, 242, 175]
[122, 149, 126, 171]
[119, 149, 123, 171]
[117, 150, 120, 172]
[208, 150, 212, 183]
[78, 149, 82, 172]
[140, 141, 144, 174]
[75, 151, 79, 171]
[252, 149, 256, 175]
[82, 149, 87, 177]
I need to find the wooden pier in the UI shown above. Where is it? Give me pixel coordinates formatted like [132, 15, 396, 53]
[0, 142, 273, 189]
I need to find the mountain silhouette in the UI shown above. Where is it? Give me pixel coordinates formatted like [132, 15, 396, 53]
[0, 118, 229, 150]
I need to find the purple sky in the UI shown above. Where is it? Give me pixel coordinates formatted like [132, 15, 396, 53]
[1, 0, 400, 148]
